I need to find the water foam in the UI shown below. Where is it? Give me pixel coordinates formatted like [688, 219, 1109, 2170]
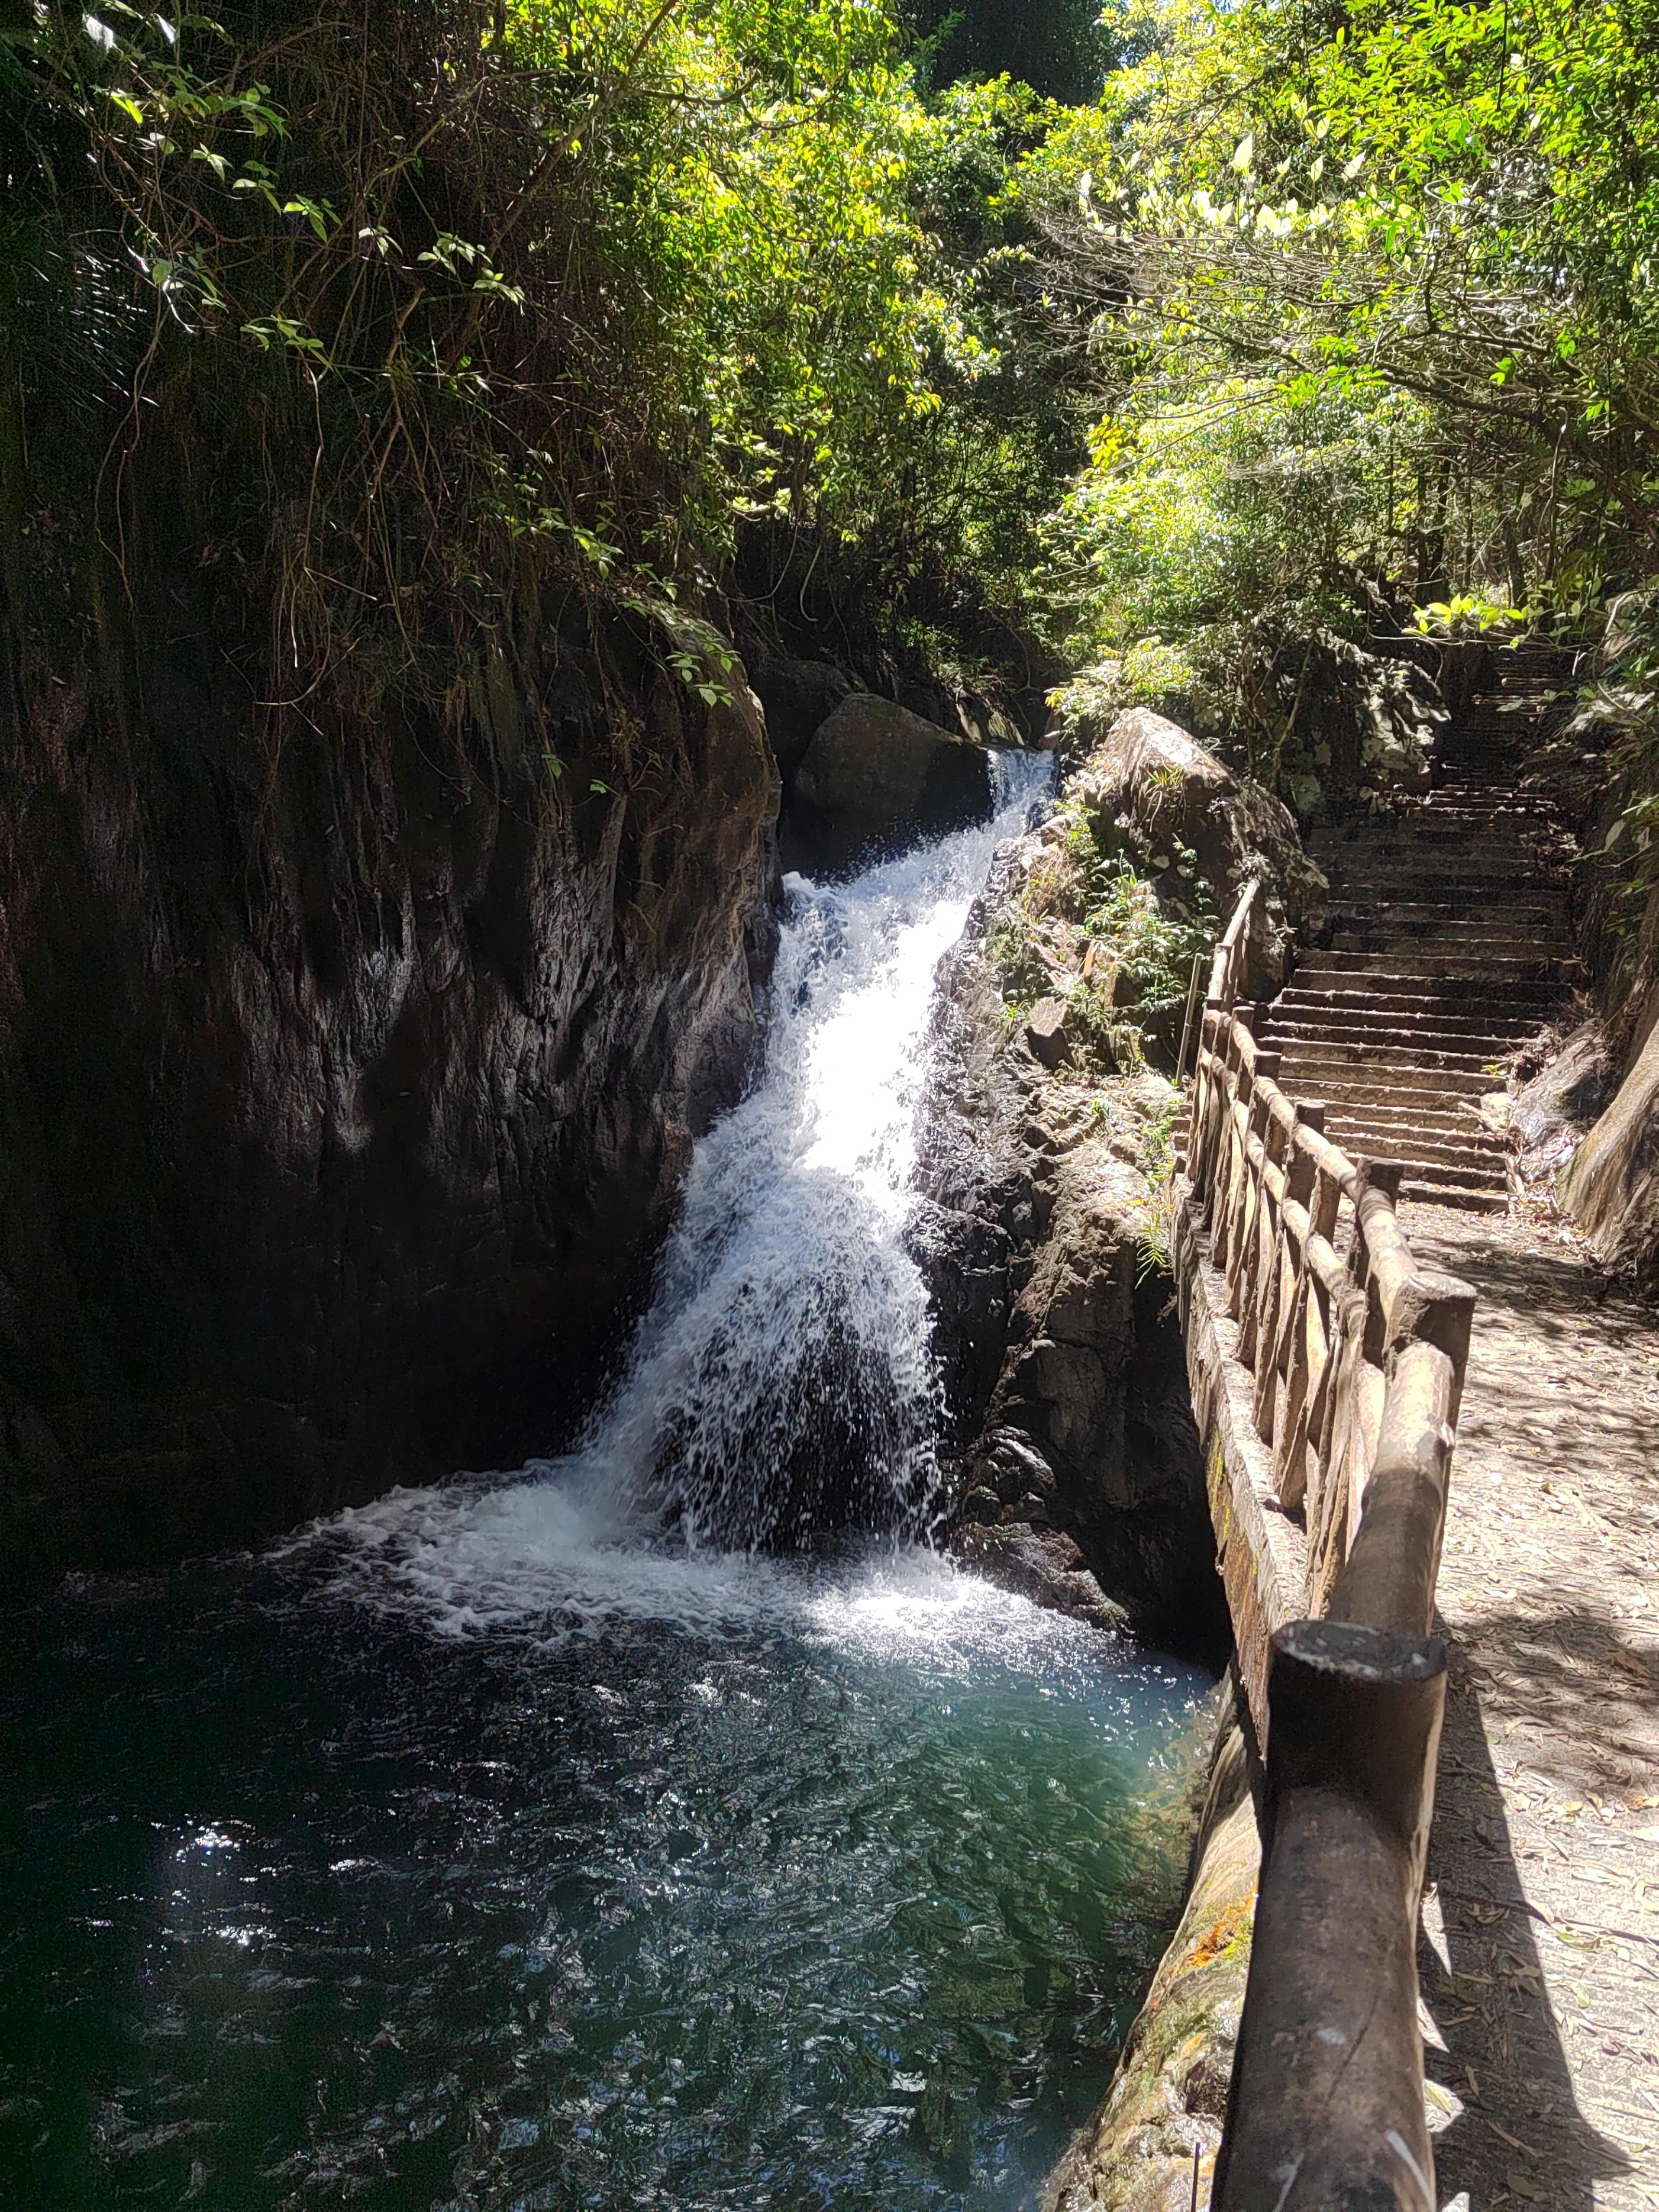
[301, 755, 1052, 1645]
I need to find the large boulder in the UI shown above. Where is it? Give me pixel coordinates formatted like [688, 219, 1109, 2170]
[1068, 709, 1326, 1000]
[785, 693, 993, 873]
[914, 873, 1226, 1643]
[911, 706, 1324, 1646]
[1560, 1017, 1659, 1273]
[750, 656, 851, 785]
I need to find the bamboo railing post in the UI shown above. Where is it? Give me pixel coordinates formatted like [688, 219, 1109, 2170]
[1349, 1158, 1405, 1366]
[1237, 1095, 1288, 1371]
[1190, 1008, 1229, 1207]
[1305, 1282, 1370, 1608]
[1222, 1044, 1279, 1313]
[1212, 1025, 1249, 1270]
[1176, 950, 1206, 1083]
[1198, 1016, 1237, 1240]
[1332, 1342, 1460, 1637]
[1274, 1150, 1340, 1513]
[1253, 1103, 1321, 1442]
[1215, 1620, 1447, 2211]
[1213, 1618, 1447, 2212]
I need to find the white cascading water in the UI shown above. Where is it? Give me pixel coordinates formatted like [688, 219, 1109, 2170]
[312, 750, 1052, 1639]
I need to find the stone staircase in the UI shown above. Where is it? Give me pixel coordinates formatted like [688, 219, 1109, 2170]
[1255, 650, 1580, 1213]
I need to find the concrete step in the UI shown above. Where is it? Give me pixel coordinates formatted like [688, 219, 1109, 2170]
[1324, 924, 1567, 947]
[1415, 800, 1557, 818]
[1273, 1036, 1502, 1070]
[1321, 1126, 1506, 1171]
[1274, 994, 1545, 1038]
[1263, 1071, 1498, 1114]
[1332, 873, 1567, 889]
[1313, 1091, 1501, 1128]
[1318, 1122, 1500, 1159]
[1399, 1179, 1509, 1214]
[1263, 1036, 1529, 1072]
[1397, 843, 1550, 859]
[1329, 895, 1570, 914]
[1324, 889, 1563, 909]
[1329, 936, 1572, 964]
[1327, 875, 1564, 897]
[1346, 1155, 1508, 1194]
[1324, 857, 1562, 878]
[1264, 1002, 1540, 1036]
[1261, 1030, 1527, 1067]
[1329, 910, 1566, 934]
[1296, 950, 1582, 983]
[1269, 1053, 1497, 1095]
[1283, 964, 1567, 1001]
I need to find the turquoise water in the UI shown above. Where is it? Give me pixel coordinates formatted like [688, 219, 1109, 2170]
[1, 777, 1213, 2208]
[0, 1539, 1207, 2211]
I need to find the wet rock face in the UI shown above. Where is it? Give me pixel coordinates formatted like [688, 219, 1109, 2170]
[912, 709, 1318, 1653]
[0, 610, 778, 1582]
[748, 656, 851, 785]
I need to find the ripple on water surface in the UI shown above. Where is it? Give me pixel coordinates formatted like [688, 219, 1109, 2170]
[0, 1524, 1209, 2212]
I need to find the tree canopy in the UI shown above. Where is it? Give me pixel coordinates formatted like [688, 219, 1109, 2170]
[3, 0, 1655, 774]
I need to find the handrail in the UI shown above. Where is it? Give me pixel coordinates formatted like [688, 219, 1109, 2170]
[1186, 881, 1474, 2212]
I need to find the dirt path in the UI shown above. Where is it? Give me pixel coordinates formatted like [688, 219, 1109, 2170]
[1400, 1199, 1659, 2210]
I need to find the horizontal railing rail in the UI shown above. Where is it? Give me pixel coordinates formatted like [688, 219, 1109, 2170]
[1186, 880, 1475, 2212]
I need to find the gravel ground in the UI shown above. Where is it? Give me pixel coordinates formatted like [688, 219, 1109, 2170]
[1402, 1199, 1659, 2212]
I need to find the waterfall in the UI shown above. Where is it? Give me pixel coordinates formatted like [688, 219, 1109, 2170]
[6, 746, 1221, 2212]
[312, 750, 1051, 1633]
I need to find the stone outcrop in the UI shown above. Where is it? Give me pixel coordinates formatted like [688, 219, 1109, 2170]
[914, 710, 1319, 1646]
[1040, 1681, 1259, 2212]
[916, 913, 1215, 1637]
[786, 692, 993, 873]
[1065, 708, 1325, 1001]
[0, 595, 777, 1584]
[1505, 1020, 1616, 1189]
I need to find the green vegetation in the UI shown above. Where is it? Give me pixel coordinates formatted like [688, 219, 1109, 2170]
[1011, 0, 1659, 811]
[4, 0, 1000, 709]
[986, 783, 1214, 1075]
[5, 0, 1657, 803]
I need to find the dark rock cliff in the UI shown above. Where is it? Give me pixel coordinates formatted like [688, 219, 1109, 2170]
[0, 570, 778, 1583]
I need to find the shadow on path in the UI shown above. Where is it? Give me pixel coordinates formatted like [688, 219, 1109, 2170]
[1405, 1204, 1659, 2211]
[1423, 1645, 1634, 2210]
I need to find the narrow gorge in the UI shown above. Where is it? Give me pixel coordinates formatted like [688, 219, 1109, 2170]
[7, 1, 1659, 2206]
[1, 731, 1224, 2212]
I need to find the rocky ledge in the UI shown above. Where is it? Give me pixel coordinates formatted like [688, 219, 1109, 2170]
[914, 707, 1322, 1646]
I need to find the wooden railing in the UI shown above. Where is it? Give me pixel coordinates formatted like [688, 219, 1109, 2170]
[1185, 881, 1476, 2212]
